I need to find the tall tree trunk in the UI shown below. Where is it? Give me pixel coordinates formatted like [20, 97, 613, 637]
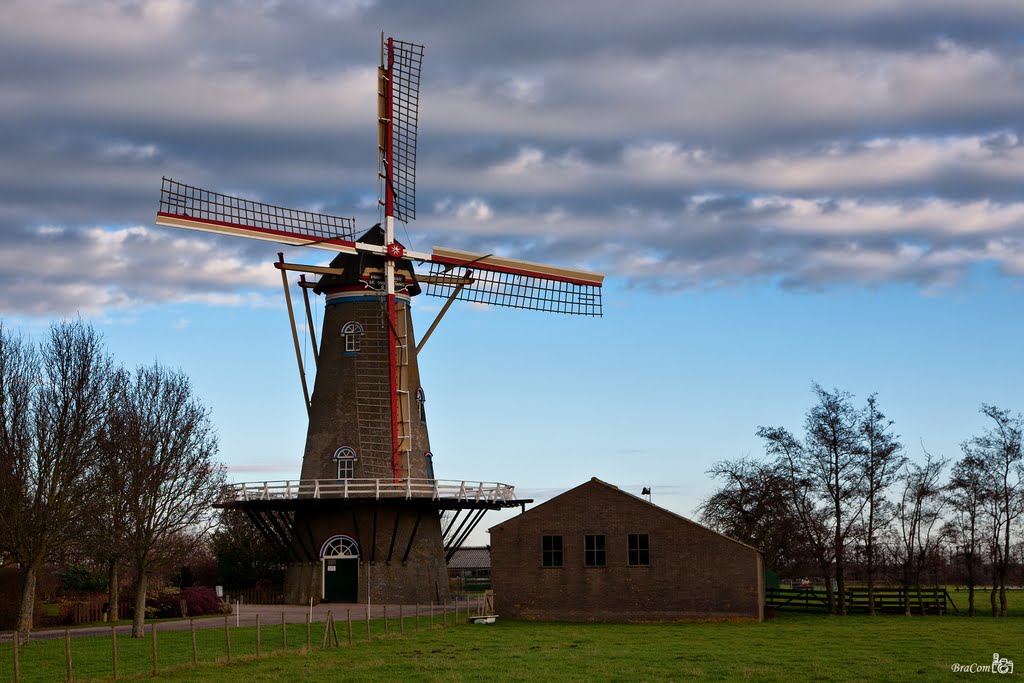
[902, 563, 913, 617]
[865, 515, 876, 616]
[866, 554, 876, 617]
[835, 565, 846, 616]
[107, 561, 120, 622]
[132, 572, 148, 638]
[966, 551, 975, 617]
[999, 519, 1010, 617]
[822, 563, 835, 615]
[989, 557, 998, 618]
[16, 562, 38, 645]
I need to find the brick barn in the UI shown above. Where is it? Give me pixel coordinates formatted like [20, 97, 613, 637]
[489, 478, 764, 622]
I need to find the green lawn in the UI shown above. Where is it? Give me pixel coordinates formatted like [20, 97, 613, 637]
[2, 595, 1021, 682]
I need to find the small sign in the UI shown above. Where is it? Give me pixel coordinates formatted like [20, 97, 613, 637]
[363, 272, 408, 292]
[327, 565, 336, 572]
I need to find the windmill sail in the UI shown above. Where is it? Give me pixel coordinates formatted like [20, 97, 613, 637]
[157, 177, 357, 251]
[425, 247, 604, 317]
[379, 38, 424, 223]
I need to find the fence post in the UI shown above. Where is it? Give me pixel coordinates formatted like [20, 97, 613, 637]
[13, 631, 20, 683]
[224, 615, 231, 662]
[366, 606, 371, 641]
[305, 613, 311, 653]
[256, 613, 261, 657]
[151, 623, 158, 676]
[111, 624, 118, 680]
[347, 609, 352, 645]
[190, 618, 197, 667]
[65, 628, 72, 683]
[282, 611, 287, 649]
[383, 604, 388, 635]
[322, 611, 332, 649]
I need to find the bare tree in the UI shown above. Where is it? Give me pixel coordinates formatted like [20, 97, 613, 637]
[0, 320, 115, 643]
[944, 453, 989, 616]
[758, 424, 837, 609]
[106, 363, 224, 637]
[759, 384, 864, 614]
[698, 457, 808, 575]
[962, 404, 1023, 618]
[90, 369, 133, 622]
[895, 452, 947, 616]
[858, 395, 905, 615]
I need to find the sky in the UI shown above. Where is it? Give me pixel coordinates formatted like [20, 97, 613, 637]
[2, 0, 1024, 541]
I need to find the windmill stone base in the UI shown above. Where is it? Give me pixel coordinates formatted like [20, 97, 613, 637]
[282, 501, 449, 605]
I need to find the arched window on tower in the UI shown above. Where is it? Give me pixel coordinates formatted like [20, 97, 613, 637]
[341, 321, 364, 354]
[424, 451, 435, 483]
[416, 386, 426, 423]
[333, 446, 358, 480]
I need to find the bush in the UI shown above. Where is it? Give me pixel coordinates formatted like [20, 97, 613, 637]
[145, 585, 227, 618]
[182, 586, 228, 616]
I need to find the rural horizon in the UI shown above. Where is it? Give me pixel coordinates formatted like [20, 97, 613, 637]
[2, 0, 1023, 680]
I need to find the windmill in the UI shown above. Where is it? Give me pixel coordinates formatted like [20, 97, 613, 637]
[155, 36, 603, 605]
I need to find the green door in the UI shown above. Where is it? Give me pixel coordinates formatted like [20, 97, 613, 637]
[324, 558, 358, 602]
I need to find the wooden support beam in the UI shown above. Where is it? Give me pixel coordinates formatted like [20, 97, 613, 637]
[416, 281, 467, 355]
[401, 509, 423, 564]
[278, 252, 311, 415]
[299, 275, 319, 368]
[370, 505, 379, 563]
[274, 261, 346, 277]
[244, 509, 292, 560]
[385, 508, 401, 563]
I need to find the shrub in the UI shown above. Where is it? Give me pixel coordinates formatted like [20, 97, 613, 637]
[181, 586, 228, 615]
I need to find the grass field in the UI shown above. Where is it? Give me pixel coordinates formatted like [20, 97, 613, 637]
[3, 593, 1022, 682]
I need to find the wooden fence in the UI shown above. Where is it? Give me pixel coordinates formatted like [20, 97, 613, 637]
[52, 600, 135, 627]
[222, 588, 284, 605]
[765, 586, 957, 615]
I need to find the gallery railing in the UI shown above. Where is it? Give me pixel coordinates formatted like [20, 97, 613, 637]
[217, 478, 517, 504]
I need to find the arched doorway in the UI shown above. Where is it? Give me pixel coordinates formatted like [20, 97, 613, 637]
[321, 535, 359, 602]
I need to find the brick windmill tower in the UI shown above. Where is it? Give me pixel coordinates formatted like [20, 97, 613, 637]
[155, 35, 603, 605]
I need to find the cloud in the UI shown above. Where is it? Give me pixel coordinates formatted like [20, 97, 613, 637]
[3, 0, 1024, 316]
[0, 224, 281, 316]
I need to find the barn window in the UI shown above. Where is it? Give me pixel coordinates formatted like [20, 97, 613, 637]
[628, 534, 650, 566]
[584, 534, 606, 567]
[542, 535, 563, 567]
[341, 321, 364, 354]
[333, 446, 357, 479]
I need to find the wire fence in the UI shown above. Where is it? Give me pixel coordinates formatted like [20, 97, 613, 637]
[0, 597, 482, 682]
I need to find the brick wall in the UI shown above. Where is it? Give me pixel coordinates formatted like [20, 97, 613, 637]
[490, 479, 764, 622]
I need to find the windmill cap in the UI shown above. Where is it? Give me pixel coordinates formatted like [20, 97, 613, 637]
[313, 224, 422, 296]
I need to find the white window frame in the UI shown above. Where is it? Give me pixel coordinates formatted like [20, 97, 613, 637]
[341, 321, 364, 353]
[333, 446, 357, 480]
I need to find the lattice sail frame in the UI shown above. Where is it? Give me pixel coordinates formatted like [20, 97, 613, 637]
[425, 262, 603, 316]
[379, 38, 424, 223]
[159, 177, 356, 244]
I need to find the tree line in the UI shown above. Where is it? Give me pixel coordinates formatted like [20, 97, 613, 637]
[699, 383, 1023, 617]
[0, 320, 225, 643]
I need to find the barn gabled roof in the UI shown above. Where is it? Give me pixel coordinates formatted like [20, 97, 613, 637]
[489, 477, 761, 555]
[448, 546, 490, 571]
